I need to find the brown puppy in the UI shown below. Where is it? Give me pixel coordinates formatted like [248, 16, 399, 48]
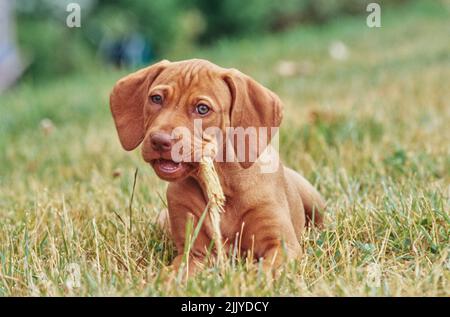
[110, 59, 325, 274]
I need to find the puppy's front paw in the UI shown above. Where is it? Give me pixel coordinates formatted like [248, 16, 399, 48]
[169, 254, 205, 278]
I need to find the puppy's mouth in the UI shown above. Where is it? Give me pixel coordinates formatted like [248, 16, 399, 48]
[154, 158, 182, 173]
[151, 159, 192, 180]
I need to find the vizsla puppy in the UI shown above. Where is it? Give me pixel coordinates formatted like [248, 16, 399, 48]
[110, 59, 325, 274]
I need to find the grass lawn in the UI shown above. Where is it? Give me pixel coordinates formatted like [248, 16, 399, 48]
[0, 1, 448, 296]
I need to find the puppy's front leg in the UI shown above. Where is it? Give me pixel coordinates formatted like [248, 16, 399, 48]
[242, 208, 301, 272]
[168, 210, 210, 276]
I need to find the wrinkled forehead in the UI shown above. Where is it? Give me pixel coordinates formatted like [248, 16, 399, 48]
[151, 60, 230, 96]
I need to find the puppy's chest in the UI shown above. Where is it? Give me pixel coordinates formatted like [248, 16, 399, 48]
[218, 200, 246, 242]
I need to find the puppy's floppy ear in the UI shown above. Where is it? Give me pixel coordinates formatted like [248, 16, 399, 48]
[109, 60, 170, 151]
[223, 69, 283, 168]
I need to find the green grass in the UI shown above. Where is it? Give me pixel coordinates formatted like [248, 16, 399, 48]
[0, 1, 449, 296]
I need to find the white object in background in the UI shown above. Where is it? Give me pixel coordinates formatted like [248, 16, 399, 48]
[0, 0, 25, 93]
[329, 41, 349, 61]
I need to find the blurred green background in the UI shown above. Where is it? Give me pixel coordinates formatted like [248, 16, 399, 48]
[13, 0, 412, 80]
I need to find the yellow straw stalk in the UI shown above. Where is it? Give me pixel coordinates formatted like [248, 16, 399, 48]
[198, 145, 226, 265]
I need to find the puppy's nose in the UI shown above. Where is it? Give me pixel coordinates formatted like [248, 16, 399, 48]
[150, 132, 172, 152]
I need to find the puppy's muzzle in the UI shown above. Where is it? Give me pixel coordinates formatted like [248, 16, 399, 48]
[150, 132, 173, 153]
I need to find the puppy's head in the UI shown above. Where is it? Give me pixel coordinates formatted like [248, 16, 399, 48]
[110, 59, 283, 181]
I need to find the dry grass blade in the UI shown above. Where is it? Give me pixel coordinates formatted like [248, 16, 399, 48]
[199, 156, 226, 266]
[128, 168, 139, 234]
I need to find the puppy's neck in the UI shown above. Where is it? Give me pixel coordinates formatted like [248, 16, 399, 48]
[191, 160, 280, 202]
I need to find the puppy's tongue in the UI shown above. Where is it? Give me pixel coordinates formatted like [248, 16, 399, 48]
[158, 159, 181, 173]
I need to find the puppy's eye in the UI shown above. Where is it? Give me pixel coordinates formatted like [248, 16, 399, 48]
[195, 104, 210, 115]
[150, 94, 163, 104]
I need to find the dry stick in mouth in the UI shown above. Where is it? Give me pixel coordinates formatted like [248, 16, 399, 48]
[198, 142, 226, 266]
